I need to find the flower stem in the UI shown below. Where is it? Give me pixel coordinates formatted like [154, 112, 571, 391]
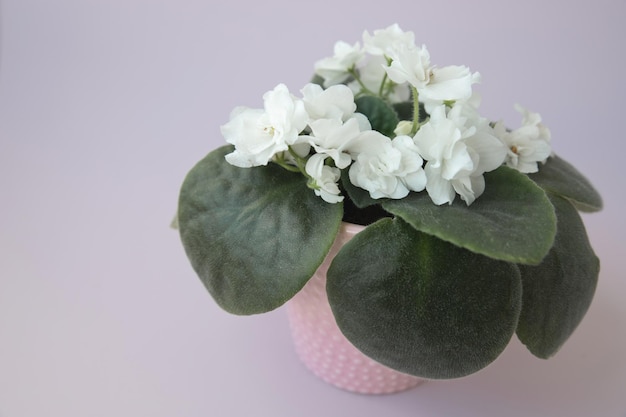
[348, 67, 376, 96]
[378, 72, 388, 97]
[274, 160, 301, 173]
[410, 86, 421, 135]
[378, 56, 394, 98]
[274, 151, 304, 173]
[287, 146, 311, 178]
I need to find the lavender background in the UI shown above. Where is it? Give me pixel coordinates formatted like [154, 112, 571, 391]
[1, 1, 625, 416]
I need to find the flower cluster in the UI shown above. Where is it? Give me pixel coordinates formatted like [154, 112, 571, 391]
[178, 24, 602, 383]
[221, 24, 552, 205]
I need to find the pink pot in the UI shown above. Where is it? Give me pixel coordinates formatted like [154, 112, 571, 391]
[286, 222, 425, 394]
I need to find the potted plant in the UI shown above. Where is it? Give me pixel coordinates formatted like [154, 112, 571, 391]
[176, 24, 602, 392]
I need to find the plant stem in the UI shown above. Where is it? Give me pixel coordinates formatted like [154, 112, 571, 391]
[348, 67, 376, 96]
[274, 160, 301, 173]
[377, 56, 397, 99]
[287, 146, 310, 176]
[274, 151, 304, 173]
[378, 72, 388, 97]
[411, 86, 421, 135]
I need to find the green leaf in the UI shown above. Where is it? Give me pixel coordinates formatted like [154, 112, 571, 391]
[178, 145, 343, 315]
[392, 101, 427, 122]
[392, 101, 414, 121]
[528, 154, 603, 212]
[327, 218, 522, 379]
[516, 194, 600, 358]
[309, 73, 325, 87]
[354, 95, 399, 137]
[383, 166, 557, 265]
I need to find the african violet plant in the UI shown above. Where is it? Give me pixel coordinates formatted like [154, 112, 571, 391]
[177, 24, 603, 379]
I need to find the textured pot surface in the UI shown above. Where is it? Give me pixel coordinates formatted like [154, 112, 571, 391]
[286, 222, 425, 394]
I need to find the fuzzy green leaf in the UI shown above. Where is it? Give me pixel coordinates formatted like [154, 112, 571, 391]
[516, 194, 600, 358]
[528, 154, 603, 212]
[392, 101, 414, 121]
[327, 218, 522, 379]
[392, 101, 427, 122]
[178, 145, 343, 315]
[355, 95, 399, 137]
[383, 166, 557, 265]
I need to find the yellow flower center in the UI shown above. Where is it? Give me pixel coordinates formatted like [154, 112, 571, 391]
[263, 126, 276, 136]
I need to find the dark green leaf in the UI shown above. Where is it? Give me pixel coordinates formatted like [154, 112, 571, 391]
[178, 145, 343, 315]
[392, 101, 414, 121]
[392, 101, 427, 122]
[309, 73, 324, 87]
[528, 154, 603, 212]
[354, 95, 399, 137]
[516, 194, 600, 358]
[383, 166, 557, 265]
[327, 218, 522, 379]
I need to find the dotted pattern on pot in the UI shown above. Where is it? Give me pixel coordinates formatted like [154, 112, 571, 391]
[286, 223, 425, 395]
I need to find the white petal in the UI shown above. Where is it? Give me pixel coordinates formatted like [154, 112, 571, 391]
[362, 23, 415, 56]
[301, 83, 356, 121]
[419, 65, 477, 102]
[452, 175, 485, 206]
[465, 130, 508, 174]
[403, 169, 427, 193]
[425, 164, 455, 205]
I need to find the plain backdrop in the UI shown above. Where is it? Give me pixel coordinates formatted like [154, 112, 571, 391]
[1, 1, 625, 416]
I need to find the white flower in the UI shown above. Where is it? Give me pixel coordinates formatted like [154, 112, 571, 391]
[301, 83, 356, 122]
[304, 117, 364, 169]
[494, 104, 552, 173]
[305, 153, 343, 203]
[314, 41, 365, 87]
[222, 84, 308, 167]
[348, 131, 426, 199]
[384, 43, 431, 88]
[362, 23, 416, 57]
[391, 135, 429, 192]
[414, 104, 507, 205]
[423, 90, 483, 116]
[349, 112, 373, 132]
[347, 55, 410, 103]
[384, 44, 479, 106]
[419, 66, 480, 105]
